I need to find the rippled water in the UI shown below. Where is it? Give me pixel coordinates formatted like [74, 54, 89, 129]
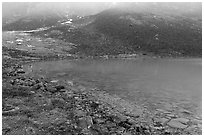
[24, 58, 202, 116]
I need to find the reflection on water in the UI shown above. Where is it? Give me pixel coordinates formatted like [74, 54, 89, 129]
[24, 58, 202, 116]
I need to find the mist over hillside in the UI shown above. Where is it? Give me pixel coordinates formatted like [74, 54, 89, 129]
[2, 2, 111, 26]
[2, 2, 202, 57]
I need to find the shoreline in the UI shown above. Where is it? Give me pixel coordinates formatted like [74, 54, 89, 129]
[2, 53, 202, 135]
[2, 31, 202, 135]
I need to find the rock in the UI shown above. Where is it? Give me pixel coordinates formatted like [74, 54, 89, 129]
[78, 85, 86, 92]
[191, 119, 202, 125]
[164, 129, 171, 135]
[25, 126, 36, 135]
[123, 131, 132, 135]
[116, 127, 126, 134]
[194, 116, 202, 120]
[2, 104, 16, 112]
[174, 118, 189, 125]
[2, 106, 20, 116]
[153, 126, 165, 130]
[16, 39, 23, 42]
[185, 125, 198, 132]
[86, 116, 93, 128]
[24, 80, 35, 86]
[117, 114, 128, 122]
[94, 118, 105, 124]
[30, 91, 35, 94]
[77, 116, 93, 129]
[37, 109, 67, 125]
[51, 98, 66, 109]
[74, 96, 79, 99]
[59, 89, 67, 92]
[99, 126, 109, 134]
[67, 80, 74, 86]
[90, 102, 99, 109]
[181, 109, 192, 115]
[50, 80, 59, 83]
[165, 114, 177, 118]
[28, 79, 36, 86]
[55, 85, 65, 91]
[16, 69, 25, 74]
[163, 111, 172, 114]
[111, 116, 124, 124]
[118, 121, 131, 129]
[10, 80, 15, 85]
[197, 124, 202, 129]
[46, 86, 57, 93]
[2, 127, 11, 135]
[106, 121, 116, 128]
[153, 117, 169, 125]
[167, 118, 188, 129]
[32, 83, 43, 90]
[64, 91, 74, 98]
[75, 109, 86, 118]
[156, 109, 165, 112]
[156, 108, 171, 114]
[127, 118, 137, 124]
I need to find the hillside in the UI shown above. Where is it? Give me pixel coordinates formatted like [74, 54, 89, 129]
[2, 3, 202, 135]
[87, 8, 202, 56]
[29, 7, 201, 57]
[2, 3, 202, 57]
[2, 2, 110, 30]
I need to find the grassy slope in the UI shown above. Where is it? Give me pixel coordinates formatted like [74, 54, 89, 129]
[32, 9, 201, 57]
[3, 8, 202, 57]
[87, 9, 201, 57]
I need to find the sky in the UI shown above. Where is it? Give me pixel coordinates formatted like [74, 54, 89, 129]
[2, 2, 202, 19]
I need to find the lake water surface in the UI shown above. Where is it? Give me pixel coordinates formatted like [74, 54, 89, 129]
[24, 58, 202, 117]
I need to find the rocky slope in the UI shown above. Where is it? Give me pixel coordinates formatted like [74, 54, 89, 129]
[30, 6, 201, 57]
[2, 2, 110, 30]
[3, 3, 202, 57]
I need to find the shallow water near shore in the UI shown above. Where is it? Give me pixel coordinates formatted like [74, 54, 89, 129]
[23, 58, 202, 118]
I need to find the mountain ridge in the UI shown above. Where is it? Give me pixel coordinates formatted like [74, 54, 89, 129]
[2, 2, 202, 57]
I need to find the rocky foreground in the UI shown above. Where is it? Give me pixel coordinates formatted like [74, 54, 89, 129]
[3, 64, 201, 135]
[2, 31, 202, 135]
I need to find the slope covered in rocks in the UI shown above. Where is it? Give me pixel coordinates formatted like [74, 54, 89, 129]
[3, 3, 201, 57]
[30, 6, 201, 57]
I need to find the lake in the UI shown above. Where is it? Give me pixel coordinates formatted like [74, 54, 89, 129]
[23, 58, 202, 117]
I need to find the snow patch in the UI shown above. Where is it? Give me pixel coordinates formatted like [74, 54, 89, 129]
[23, 27, 50, 33]
[61, 19, 73, 24]
[16, 39, 23, 42]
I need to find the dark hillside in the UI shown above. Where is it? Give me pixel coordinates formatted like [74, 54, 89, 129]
[3, 3, 201, 57]
[88, 8, 201, 56]
[33, 8, 201, 57]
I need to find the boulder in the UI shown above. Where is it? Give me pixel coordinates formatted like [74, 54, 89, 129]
[74, 109, 86, 118]
[36, 109, 67, 125]
[173, 118, 189, 125]
[67, 80, 74, 86]
[77, 116, 93, 129]
[59, 89, 67, 92]
[32, 83, 44, 90]
[153, 117, 169, 125]
[50, 80, 59, 83]
[51, 98, 66, 109]
[181, 109, 192, 115]
[2, 106, 20, 116]
[55, 85, 65, 91]
[167, 118, 188, 129]
[46, 86, 57, 93]
[93, 118, 106, 124]
[16, 69, 25, 74]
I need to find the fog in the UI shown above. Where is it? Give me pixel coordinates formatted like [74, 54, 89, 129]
[3, 2, 202, 19]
